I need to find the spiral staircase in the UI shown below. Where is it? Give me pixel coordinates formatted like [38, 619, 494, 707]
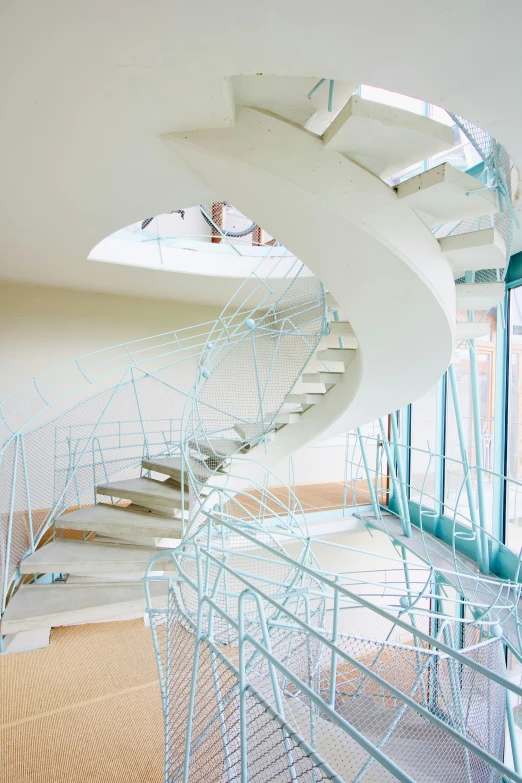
[1, 82, 520, 781]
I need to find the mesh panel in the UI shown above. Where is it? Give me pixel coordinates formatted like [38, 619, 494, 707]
[147, 535, 510, 783]
[181, 263, 325, 537]
[445, 114, 514, 270]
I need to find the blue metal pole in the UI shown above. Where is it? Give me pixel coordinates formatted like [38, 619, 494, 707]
[507, 689, 522, 774]
[379, 418, 410, 536]
[182, 546, 204, 783]
[356, 428, 381, 520]
[447, 363, 486, 570]
[329, 576, 340, 707]
[2, 435, 20, 612]
[328, 80, 335, 112]
[492, 297, 508, 564]
[434, 374, 447, 516]
[391, 411, 412, 535]
[238, 590, 248, 783]
[469, 338, 490, 573]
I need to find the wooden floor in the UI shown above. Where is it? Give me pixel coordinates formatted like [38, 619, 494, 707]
[0, 619, 164, 783]
[227, 480, 387, 518]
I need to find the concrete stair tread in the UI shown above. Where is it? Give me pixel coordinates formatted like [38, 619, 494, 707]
[395, 162, 499, 225]
[188, 438, 246, 458]
[302, 372, 344, 384]
[19, 538, 174, 575]
[234, 421, 275, 441]
[455, 280, 505, 310]
[456, 321, 491, 341]
[327, 321, 355, 338]
[55, 503, 183, 538]
[286, 393, 325, 404]
[142, 454, 213, 483]
[275, 412, 301, 424]
[438, 227, 506, 272]
[97, 476, 188, 509]
[325, 292, 339, 309]
[316, 348, 356, 365]
[0, 581, 168, 635]
[323, 95, 455, 178]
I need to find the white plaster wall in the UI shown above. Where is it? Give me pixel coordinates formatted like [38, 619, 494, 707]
[0, 281, 221, 399]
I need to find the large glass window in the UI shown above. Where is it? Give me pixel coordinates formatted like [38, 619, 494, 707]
[410, 384, 439, 507]
[444, 311, 497, 529]
[507, 286, 522, 552]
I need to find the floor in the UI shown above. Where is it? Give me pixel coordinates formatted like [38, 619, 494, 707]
[226, 479, 386, 518]
[0, 619, 164, 783]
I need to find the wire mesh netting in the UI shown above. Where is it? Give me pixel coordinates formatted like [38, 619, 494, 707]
[147, 529, 512, 783]
[0, 222, 327, 610]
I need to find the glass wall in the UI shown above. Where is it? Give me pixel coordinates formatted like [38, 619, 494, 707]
[409, 383, 439, 508]
[444, 310, 497, 530]
[507, 286, 522, 552]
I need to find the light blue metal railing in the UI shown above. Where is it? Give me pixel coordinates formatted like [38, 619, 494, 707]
[0, 238, 326, 614]
[144, 515, 521, 782]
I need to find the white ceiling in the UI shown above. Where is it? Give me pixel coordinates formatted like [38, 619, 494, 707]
[1, 0, 522, 303]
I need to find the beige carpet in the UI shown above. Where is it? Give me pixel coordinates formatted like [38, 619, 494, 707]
[0, 619, 164, 783]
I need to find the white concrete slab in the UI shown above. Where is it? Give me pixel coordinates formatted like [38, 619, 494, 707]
[286, 393, 324, 405]
[316, 348, 356, 366]
[302, 372, 344, 385]
[97, 476, 188, 510]
[0, 581, 168, 635]
[323, 95, 456, 178]
[438, 228, 506, 272]
[327, 321, 356, 338]
[234, 421, 276, 441]
[395, 163, 499, 225]
[188, 438, 245, 458]
[455, 281, 505, 310]
[19, 538, 174, 577]
[55, 503, 183, 539]
[455, 322, 491, 341]
[1, 627, 51, 654]
[141, 454, 213, 483]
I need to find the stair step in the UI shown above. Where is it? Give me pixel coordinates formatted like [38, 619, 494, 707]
[234, 421, 275, 441]
[316, 348, 356, 366]
[66, 574, 146, 583]
[0, 581, 168, 635]
[319, 333, 358, 350]
[97, 477, 188, 511]
[141, 455, 213, 484]
[286, 393, 325, 405]
[302, 372, 344, 385]
[19, 539, 173, 577]
[275, 412, 301, 425]
[455, 281, 505, 311]
[325, 292, 339, 309]
[455, 321, 491, 342]
[395, 162, 499, 225]
[55, 503, 183, 540]
[323, 95, 455, 178]
[438, 228, 507, 272]
[327, 321, 355, 338]
[95, 533, 182, 548]
[188, 438, 245, 460]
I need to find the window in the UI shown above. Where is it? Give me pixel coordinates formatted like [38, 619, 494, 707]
[507, 286, 522, 552]
[410, 384, 439, 508]
[444, 311, 497, 530]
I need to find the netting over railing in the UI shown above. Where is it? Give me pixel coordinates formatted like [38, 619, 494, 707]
[145, 518, 520, 783]
[179, 261, 326, 539]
